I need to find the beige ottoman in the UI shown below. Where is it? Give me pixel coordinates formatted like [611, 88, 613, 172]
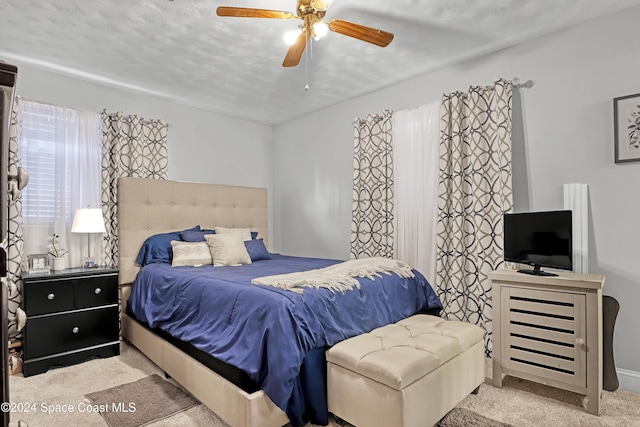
[326, 314, 485, 427]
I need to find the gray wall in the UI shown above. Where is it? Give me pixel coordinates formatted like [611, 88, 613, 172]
[12, 64, 275, 237]
[272, 7, 640, 382]
[13, 65, 273, 188]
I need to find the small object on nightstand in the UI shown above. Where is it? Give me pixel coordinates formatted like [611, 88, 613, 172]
[47, 234, 67, 271]
[26, 254, 50, 275]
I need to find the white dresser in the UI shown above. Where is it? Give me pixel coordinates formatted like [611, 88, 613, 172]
[489, 268, 605, 415]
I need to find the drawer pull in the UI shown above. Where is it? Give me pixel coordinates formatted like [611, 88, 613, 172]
[72, 327, 80, 334]
[47, 293, 55, 301]
[94, 288, 102, 295]
[576, 338, 585, 345]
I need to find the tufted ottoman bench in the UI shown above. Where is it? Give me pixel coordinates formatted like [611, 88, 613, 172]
[326, 314, 485, 427]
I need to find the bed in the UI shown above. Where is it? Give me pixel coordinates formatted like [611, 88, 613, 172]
[117, 177, 442, 427]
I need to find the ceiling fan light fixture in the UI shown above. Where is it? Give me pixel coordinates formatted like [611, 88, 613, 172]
[217, 2, 394, 67]
[312, 21, 328, 40]
[311, 0, 334, 11]
[284, 28, 302, 45]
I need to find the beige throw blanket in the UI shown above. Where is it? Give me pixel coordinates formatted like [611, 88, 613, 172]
[251, 257, 415, 294]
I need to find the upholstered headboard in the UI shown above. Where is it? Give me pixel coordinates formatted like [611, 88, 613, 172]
[117, 177, 268, 285]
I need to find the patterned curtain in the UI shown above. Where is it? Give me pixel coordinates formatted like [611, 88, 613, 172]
[436, 78, 513, 356]
[351, 110, 394, 259]
[100, 111, 168, 267]
[7, 98, 25, 336]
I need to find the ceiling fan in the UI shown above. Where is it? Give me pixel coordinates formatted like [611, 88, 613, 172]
[217, 0, 394, 67]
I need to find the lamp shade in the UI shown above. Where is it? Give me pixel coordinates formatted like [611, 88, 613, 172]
[71, 208, 106, 234]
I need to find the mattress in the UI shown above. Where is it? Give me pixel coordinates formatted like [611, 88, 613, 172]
[127, 254, 442, 425]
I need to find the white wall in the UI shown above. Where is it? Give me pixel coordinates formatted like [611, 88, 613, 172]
[272, 7, 640, 380]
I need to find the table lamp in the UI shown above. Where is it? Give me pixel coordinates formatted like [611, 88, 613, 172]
[71, 207, 106, 268]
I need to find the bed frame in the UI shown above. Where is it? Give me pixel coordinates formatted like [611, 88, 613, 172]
[117, 177, 289, 427]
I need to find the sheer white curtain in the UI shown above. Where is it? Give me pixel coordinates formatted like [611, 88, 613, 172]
[391, 101, 441, 284]
[18, 100, 102, 268]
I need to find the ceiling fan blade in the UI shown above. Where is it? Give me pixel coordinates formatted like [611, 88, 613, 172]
[216, 6, 294, 20]
[328, 19, 394, 47]
[282, 32, 308, 67]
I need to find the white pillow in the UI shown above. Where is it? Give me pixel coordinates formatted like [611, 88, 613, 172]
[170, 241, 212, 267]
[214, 226, 252, 241]
[205, 233, 252, 267]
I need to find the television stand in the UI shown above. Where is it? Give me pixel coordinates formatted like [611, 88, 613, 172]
[517, 265, 558, 277]
[489, 268, 605, 416]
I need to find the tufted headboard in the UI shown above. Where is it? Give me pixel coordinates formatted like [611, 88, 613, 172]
[117, 177, 268, 285]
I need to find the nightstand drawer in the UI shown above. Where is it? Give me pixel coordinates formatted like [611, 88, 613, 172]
[74, 274, 118, 308]
[23, 280, 74, 315]
[24, 306, 119, 359]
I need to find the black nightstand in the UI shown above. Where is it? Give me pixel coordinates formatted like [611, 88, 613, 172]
[21, 267, 120, 377]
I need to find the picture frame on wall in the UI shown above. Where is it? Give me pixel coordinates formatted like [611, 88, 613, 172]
[26, 253, 50, 275]
[613, 93, 640, 164]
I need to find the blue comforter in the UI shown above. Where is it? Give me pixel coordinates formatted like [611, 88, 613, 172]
[128, 254, 442, 425]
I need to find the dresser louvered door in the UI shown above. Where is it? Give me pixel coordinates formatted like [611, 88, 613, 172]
[502, 286, 586, 388]
[489, 269, 604, 417]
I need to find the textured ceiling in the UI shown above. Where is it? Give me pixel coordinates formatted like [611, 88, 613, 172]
[1, 0, 639, 125]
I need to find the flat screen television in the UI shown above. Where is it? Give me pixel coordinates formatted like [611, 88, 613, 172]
[503, 210, 573, 276]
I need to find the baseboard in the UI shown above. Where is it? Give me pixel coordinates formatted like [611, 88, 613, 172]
[617, 368, 640, 393]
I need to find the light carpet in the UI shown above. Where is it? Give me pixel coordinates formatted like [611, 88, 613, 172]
[9, 343, 227, 427]
[9, 342, 640, 426]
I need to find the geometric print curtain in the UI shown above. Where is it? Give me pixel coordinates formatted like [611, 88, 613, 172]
[351, 110, 394, 259]
[7, 98, 25, 336]
[100, 110, 168, 267]
[435, 78, 513, 357]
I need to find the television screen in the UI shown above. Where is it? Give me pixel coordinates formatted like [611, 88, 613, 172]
[503, 210, 573, 276]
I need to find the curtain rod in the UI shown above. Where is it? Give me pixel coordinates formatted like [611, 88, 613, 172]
[510, 77, 534, 89]
[16, 95, 102, 116]
[17, 97, 172, 127]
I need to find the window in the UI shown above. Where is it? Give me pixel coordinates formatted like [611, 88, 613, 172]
[17, 100, 102, 261]
[20, 110, 71, 224]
